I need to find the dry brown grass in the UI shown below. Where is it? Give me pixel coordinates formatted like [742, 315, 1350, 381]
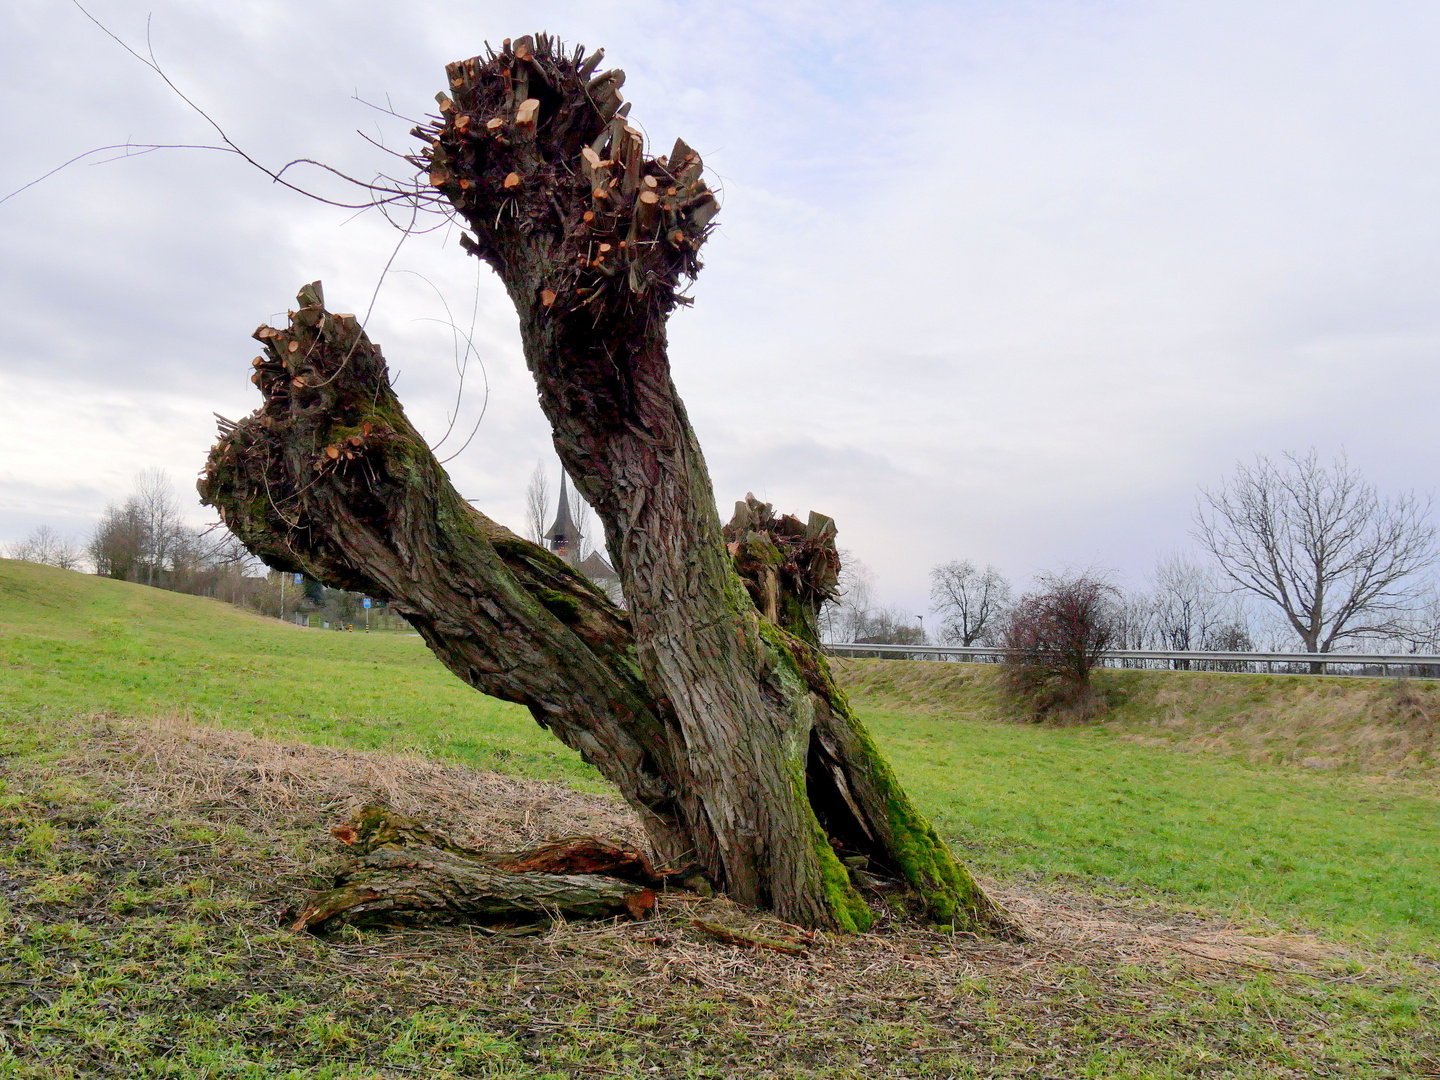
[4, 713, 1436, 1078]
[75, 713, 644, 852]
[47, 715, 1399, 977]
[1130, 678, 1440, 779]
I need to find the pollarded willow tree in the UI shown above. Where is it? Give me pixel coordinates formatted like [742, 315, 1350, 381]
[200, 34, 1018, 936]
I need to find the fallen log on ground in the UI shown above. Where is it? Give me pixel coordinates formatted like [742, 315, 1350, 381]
[289, 805, 661, 932]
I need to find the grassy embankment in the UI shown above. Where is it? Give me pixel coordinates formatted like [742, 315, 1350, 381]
[0, 560, 596, 789]
[4, 560, 1435, 951]
[1, 560, 1437, 1077]
[839, 659, 1440, 953]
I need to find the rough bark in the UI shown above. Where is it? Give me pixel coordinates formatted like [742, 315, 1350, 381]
[201, 283, 701, 869]
[290, 805, 660, 932]
[201, 32, 1021, 937]
[202, 278, 1016, 936]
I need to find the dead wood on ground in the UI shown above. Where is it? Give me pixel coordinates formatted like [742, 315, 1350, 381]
[290, 804, 662, 933]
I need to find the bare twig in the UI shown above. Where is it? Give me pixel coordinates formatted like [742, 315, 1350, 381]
[691, 919, 812, 956]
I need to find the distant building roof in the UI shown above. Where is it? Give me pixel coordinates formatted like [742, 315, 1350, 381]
[543, 471, 619, 587]
[579, 550, 618, 582]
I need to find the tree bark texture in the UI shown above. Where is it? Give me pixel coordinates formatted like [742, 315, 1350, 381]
[290, 805, 661, 932]
[201, 33, 1019, 937]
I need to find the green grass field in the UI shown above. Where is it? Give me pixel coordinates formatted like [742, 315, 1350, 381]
[3, 560, 1436, 953]
[1, 560, 1437, 1077]
[839, 660, 1440, 953]
[865, 701, 1438, 950]
[0, 559, 595, 788]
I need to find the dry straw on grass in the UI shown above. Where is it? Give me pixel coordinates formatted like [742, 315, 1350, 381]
[62, 714, 1362, 980]
[8, 713, 1435, 1078]
[73, 713, 644, 852]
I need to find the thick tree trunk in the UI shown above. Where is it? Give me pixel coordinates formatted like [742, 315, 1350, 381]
[201, 33, 1019, 937]
[202, 287, 700, 870]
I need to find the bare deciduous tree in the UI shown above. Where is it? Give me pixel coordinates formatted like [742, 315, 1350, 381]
[853, 606, 926, 645]
[1108, 590, 1155, 652]
[134, 468, 187, 587]
[1195, 451, 1435, 664]
[89, 500, 145, 580]
[569, 483, 597, 562]
[929, 561, 1010, 646]
[820, 562, 925, 646]
[524, 461, 550, 544]
[1001, 572, 1118, 719]
[1150, 554, 1228, 651]
[90, 470, 191, 585]
[1144, 552, 1254, 666]
[1400, 585, 1440, 655]
[86, 473, 263, 606]
[819, 554, 874, 644]
[8, 524, 83, 570]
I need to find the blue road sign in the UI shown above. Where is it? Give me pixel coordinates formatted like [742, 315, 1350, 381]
[294, 574, 303, 583]
[362, 598, 372, 609]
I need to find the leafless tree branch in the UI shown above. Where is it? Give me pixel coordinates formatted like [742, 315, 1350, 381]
[929, 560, 1011, 646]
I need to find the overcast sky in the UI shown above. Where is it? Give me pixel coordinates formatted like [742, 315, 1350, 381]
[3, 0, 1438, 615]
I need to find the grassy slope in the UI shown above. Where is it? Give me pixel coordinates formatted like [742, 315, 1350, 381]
[841, 658, 1440, 778]
[5, 715, 1433, 1079]
[1, 562, 1437, 1077]
[0, 559, 595, 789]
[841, 660, 1440, 952]
[2, 561, 1437, 953]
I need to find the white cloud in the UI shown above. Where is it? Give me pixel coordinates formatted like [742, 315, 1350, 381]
[2, 0, 1438, 613]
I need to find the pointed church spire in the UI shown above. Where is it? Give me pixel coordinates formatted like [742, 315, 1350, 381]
[544, 469, 582, 561]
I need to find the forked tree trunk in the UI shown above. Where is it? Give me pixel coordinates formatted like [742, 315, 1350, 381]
[201, 33, 1018, 937]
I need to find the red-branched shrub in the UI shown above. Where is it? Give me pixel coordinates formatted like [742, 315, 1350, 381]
[1001, 572, 1118, 719]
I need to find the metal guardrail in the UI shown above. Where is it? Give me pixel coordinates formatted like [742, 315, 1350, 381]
[823, 642, 1440, 677]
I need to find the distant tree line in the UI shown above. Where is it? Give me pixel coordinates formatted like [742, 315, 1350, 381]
[6, 469, 383, 628]
[818, 556, 928, 645]
[823, 450, 1440, 660]
[7, 525, 83, 572]
[86, 468, 258, 599]
[9, 449, 1437, 651]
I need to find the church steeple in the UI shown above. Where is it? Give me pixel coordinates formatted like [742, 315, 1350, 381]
[539, 468, 619, 589]
[544, 470, 582, 562]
